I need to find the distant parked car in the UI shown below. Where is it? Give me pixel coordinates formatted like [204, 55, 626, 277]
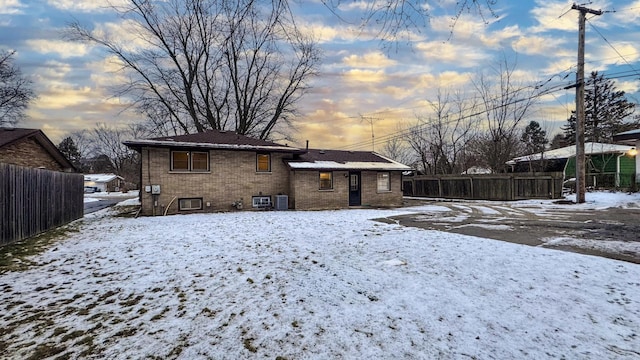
[84, 186, 97, 193]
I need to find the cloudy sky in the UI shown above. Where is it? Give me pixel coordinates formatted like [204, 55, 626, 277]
[1, 0, 640, 151]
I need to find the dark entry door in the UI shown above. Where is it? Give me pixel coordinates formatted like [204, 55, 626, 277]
[349, 171, 361, 206]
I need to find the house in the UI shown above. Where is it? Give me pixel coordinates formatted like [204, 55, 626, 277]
[0, 128, 76, 172]
[507, 142, 636, 188]
[613, 129, 640, 184]
[84, 173, 125, 192]
[123, 130, 411, 215]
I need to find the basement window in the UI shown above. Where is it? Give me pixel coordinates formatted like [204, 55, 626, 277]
[179, 198, 203, 211]
[252, 196, 272, 208]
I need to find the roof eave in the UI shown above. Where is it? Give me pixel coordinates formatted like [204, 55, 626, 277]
[123, 139, 304, 154]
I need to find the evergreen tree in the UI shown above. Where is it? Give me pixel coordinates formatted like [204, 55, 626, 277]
[563, 72, 638, 144]
[549, 133, 569, 149]
[521, 121, 547, 154]
[57, 137, 83, 171]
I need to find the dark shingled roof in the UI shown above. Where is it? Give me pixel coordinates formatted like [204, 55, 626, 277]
[0, 128, 40, 148]
[0, 127, 76, 171]
[285, 149, 412, 171]
[297, 149, 393, 163]
[124, 130, 303, 153]
[613, 129, 640, 145]
[150, 130, 286, 147]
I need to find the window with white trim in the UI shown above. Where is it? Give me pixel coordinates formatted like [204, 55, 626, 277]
[252, 196, 272, 208]
[171, 150, 209, 172]
[179, 198, 203, 210]
[377, 172, 390, 191]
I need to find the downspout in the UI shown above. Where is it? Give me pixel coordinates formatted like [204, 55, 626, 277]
[616, 152, 623, 188]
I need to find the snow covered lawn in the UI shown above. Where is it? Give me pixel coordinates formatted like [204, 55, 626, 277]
[1, 206, 639, 359]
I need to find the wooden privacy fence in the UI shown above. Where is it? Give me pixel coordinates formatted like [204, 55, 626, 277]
[1, 163, 84, 245]
[403, 172, 564, 200]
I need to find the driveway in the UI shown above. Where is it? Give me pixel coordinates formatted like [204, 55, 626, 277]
[381, 198, 640, 264]
[84, 193, 139, 214]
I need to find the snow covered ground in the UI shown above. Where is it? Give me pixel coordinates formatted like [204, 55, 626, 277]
[1, 194, 639, 359]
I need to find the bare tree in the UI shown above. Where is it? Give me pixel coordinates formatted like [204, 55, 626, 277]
[472, 57, 538, 173]
[405, 90, 480, 175]
[381, 131, 415, 167]
[91, 123, 142, 182]
[321, 0, 497, 44]
[68, 130, 95, 159]
[67, 0, 320, 140]
[0, 50, 36, 126]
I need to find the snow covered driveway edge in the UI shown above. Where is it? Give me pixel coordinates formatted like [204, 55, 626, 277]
[1, 209, 639, 359]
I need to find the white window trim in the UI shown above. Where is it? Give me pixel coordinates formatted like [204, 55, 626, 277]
[377, 172, 391, 192]
[179, 198, 203, 211]
[252, 196, 272, 208]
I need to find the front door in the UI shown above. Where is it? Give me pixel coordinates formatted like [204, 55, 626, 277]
[349, 171, 361, 206]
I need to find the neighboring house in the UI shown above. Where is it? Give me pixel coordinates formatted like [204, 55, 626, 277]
[123, 130, 411, 215]
[1, 128, 82, 245]
[507, 142, 636, 188]
[84, 173, 125, 192]
[0, 128, 76, 172]
[613, 129, 640, 184]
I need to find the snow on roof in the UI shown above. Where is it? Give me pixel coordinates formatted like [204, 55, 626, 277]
[615, 129, 640, 136]
[124, 139, 300, 153]
[507, 142, 634, 165]
[287, 160, 411, 171]
[84, 173, 123, 183]
[286, 150, 412, 171]
[123, 130, 303, 153]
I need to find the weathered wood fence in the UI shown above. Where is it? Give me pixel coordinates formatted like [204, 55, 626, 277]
[403, 172, 564, 200]
[1, 163, 84, 245]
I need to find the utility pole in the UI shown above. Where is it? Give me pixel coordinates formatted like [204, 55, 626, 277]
[571, 3, 602, 203]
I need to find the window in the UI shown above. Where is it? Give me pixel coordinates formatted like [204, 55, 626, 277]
[171, 151, 209, 172]
[319, 171, 333, 190]
[179, 198, 203, 210]
[172, 151, 189, 170]
[191, 152, 209, 171]
[256, 153, 271, 172]
[350, 174, 359, 191]
[377, 172, 390, 191]
[252, 196, 272, 208]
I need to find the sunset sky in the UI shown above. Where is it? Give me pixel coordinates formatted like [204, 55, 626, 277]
[1, 0, 639, 151]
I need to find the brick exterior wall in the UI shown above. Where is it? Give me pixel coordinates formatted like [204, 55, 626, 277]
[291, 170, 404, 210]
[139, 146, 405, 215]
[0, 138, 64, 171]
[140, 147, 293, 215]
[291, 170, 350, 210]
[360, 171, 403, 207]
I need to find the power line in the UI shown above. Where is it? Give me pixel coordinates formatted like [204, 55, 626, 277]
[587, 19, 640, 77]
[336, 81, 571, 151]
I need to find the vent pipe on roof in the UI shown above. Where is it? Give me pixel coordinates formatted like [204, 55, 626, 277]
[306, 140, 309, 150]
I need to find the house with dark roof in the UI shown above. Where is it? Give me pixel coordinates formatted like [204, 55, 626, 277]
[124, 130, 411, 214]
[0, 128, 76, 172]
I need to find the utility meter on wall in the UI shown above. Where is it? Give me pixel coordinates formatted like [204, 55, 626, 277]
[151, 185, 161, 194]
